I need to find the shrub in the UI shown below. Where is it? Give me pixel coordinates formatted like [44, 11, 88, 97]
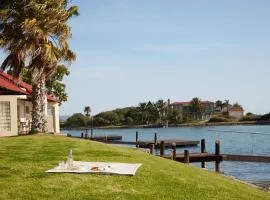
[241, 115, 260, 121]
[208, 116, 230, 123]
[64, 113, 90, 127]
[259, 113, 270, 121]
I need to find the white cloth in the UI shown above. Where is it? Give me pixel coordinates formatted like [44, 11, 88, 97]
[46, 161, 142, 176]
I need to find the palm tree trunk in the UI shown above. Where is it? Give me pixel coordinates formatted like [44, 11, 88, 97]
[31, 75, 47, 133]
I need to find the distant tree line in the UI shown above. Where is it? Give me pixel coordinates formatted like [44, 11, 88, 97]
[62, 99, 270, 128]
[62, 99, 181, 128]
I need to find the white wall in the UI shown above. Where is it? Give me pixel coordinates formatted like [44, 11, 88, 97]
[0, 96, 18, 137]
[0, 95, 60, 136]
[46, 101, 60, 133]
[229, 111, 244, 120]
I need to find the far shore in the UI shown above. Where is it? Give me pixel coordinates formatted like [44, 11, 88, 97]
[61, 120, 270, 130]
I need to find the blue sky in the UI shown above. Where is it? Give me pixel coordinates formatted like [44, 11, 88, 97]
[2, 0, 270, 115]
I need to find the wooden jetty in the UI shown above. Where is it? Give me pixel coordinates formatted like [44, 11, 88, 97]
[73, 133, 123, 141]
[222, 154, 270, 163]
[160, 139, 270, 173]
[73, 132, 199, 148]
[103, 139, 199, 148]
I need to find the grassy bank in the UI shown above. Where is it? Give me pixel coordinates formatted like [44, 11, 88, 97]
[0, 134, 269, 200]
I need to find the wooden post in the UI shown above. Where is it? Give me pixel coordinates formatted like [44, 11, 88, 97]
[201, 139, 206, 168]
[184, 150, 190, 164]
[90, 128, 93, 139]
[160, 141, 165, 156]
[150, 144, 155, 155]
[215, 140, 221, 173]
[172, 142, 176, 160]
[136, 132, 138, 148]
[81, 132, 84, 138]
[154, 133, 157, 145]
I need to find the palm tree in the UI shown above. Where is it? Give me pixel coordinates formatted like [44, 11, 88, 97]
[215, 100, 223, 111]
[191, 97, 203, 120]
[146, 101, 158, 124]
[84, 106, 91, 117]
[155, 99, 168, 124]
[138, 102, 147, 124]
[224, 100, 230, 113]
[0, 1, 78, 132]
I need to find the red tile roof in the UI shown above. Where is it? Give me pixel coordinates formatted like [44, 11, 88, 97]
[0, 70, 57, 102]
[171, 101, 214, 105]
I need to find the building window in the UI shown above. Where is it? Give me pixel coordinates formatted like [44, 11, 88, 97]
[0, 101, 11, 131]
[47, 105, 55, 116]
[25, 106, 30, 114]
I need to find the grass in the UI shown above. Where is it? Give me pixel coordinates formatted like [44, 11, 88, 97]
[0, 134, 269, 200]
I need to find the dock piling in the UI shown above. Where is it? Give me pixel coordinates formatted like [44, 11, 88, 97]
[172, 142, 176, 160]
[160, 141, 165, 156]
[154, 133, 158, 145]
[90, 128, 93, 139]
[184, 150, 190, 164]
[215, 140, 221, 173]
[136, 132, 138, 148]
[150, 144, 155, 155]
[201, 139, 206, 168]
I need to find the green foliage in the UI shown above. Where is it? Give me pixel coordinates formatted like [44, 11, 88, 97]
[191, 97, 203, 120]
[259, 113, 270, 121]
[0, 135, 269, 200]
[126, 116, 134, 126]
[89, 99, 178, 127]
[64, 113, 90, 127]
[215, 100, 223, 110]
[233, 103, 241, 107]
[93, 117, 110, 127]
[0, 0, 78, 132]
[84, 106, 91, 117]
[209, 116, 230, 123]
[241, 115, 260, 121]
[45, 65, 70, 105]
[95, 111, 121, 125]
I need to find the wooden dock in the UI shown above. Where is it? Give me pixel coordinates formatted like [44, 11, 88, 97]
[162, 153, 270, 163]
[102, 139, 199, 148]
[222, 154, 270, 163]
[73, 134, 123, 141]
[162, 153, 223, 163]
[71, 132, 270, 173]
[73, 132, 199, 148]
[160, 139, 270, 173]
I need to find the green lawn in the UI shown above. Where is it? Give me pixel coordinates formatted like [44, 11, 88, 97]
[0, 134, 269, 200]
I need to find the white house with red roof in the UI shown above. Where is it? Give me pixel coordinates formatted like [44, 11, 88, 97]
[0, 71, 60, 137]
[229, 106, 244, 120]
[170, 100, 215, 121]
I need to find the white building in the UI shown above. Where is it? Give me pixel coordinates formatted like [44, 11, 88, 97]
[0, 71, 60, 137]
[229, 107, 244, 120]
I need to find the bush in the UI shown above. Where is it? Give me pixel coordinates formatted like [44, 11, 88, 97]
[241, 115, 260, 121]
[126, 116, 134, 126]
[208, 116, 230, 123]
[64, 113, 90, 127]
[259, 113, 270, 121]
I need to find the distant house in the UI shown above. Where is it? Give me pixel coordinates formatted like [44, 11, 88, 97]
[229, 106, 244, 120]
[215, 104, 232, 114]
[0, 71, 60, 137]
[170, 101, 215, 121]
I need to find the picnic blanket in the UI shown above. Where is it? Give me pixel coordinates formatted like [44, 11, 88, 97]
[46, 161, 142, 176]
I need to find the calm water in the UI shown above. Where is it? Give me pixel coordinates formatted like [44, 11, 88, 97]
[63, 125, 270, 187]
